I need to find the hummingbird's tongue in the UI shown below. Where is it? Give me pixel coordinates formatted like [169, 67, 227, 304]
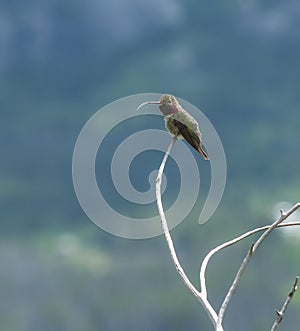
[136, 101, 161, 111]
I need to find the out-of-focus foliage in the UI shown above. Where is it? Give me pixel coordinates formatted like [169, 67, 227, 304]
[1, 0, 300, 330]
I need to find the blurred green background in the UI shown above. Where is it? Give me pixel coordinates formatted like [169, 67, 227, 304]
[1, 0, 300, 330]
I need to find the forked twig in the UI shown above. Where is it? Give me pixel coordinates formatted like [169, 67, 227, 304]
[200, 221, 300, 299]
[216, 203, 300, 328]
[270, 276, 299, 331]
[156, 137, 300, 331]
[155, 137, 221, 330]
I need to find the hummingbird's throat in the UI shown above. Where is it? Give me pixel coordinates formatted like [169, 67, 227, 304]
[160, 105, 179, 116]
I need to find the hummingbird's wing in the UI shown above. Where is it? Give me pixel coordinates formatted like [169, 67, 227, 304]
[172, 119, 209, 160]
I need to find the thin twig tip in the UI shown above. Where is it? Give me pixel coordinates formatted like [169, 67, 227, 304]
[293, 276, 299, 291]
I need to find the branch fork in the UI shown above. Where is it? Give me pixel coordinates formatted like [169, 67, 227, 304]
[155, 138, 300, 331]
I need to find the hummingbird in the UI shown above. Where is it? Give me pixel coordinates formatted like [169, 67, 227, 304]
[137, 94, 209, 160]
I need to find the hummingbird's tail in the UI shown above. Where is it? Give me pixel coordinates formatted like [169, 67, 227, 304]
[197, 145, 209, 160]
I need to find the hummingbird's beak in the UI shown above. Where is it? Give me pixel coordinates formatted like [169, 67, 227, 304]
[136, 101, 161, 111]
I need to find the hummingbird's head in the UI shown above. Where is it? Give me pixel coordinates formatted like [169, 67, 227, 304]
[158, 94, 179, 116]
[136, 94, 179, 116]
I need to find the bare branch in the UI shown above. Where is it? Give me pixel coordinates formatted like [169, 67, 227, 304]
[216, 203, 300, 328]
[155, 138, 300, 331]
[155, 137, 221, 330]
[216, 246, 253, 329]
[270, 276, 299, 331]
[200, 221, 300, 298]
[252, 203, 300, 253]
